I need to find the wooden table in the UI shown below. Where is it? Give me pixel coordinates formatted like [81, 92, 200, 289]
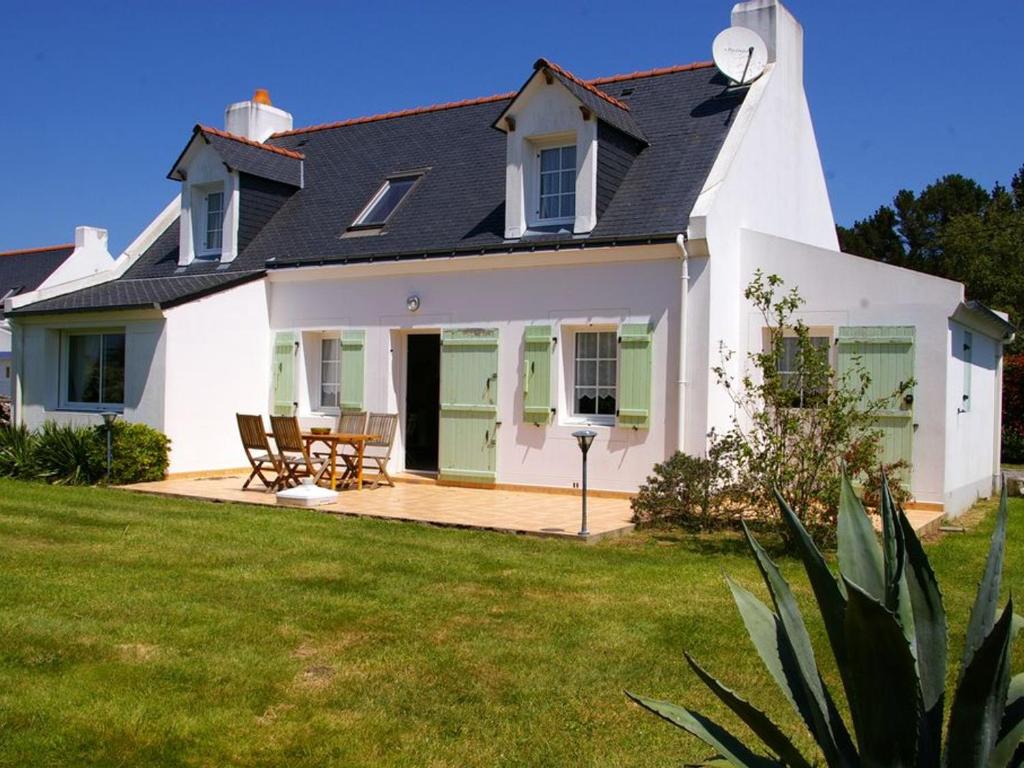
[302, 432, 379, 491]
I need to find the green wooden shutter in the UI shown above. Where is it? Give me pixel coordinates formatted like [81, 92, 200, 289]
[439, 328, 499, 484]
[837, 326, 915, 472]
[271, 331, 297, 416]
[616, 323, 652, 429]
[962, 330, 973, 412]
[522, 325, 553, 425]
[339, 330, 365, 413]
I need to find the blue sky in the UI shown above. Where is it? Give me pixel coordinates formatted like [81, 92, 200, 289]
[1, 0, 1020, 254]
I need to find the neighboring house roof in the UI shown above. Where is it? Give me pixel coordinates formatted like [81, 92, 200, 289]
[0, 244, 74, 318]
[169, 125, 305, 187]
[12, 59, 741, 315]
[10, 271, 265, 316]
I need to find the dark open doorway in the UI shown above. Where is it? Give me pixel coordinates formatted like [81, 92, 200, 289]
[405, 333, 441, 472]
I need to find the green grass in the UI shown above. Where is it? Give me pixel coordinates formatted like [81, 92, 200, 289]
[0, 480, 1020, 767]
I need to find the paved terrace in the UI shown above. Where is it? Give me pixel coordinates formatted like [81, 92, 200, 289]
[123, 474, 636, 542]
[123, 472, 946, 542]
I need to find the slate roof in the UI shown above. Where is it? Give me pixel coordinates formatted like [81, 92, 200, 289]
[0, 244, 74, 318]
[12, 59, 742, 315]
[169, 125, 304, 187]
[10, 271, 265, 316]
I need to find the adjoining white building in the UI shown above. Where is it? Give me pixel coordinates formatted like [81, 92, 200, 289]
[5, 0, 1013, 515]
[0, 231, 115, 400]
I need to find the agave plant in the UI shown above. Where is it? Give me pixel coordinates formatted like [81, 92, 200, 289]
[627, 476, 1022, 767]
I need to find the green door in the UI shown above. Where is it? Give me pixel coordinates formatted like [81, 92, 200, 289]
[837, 326, 915, 473]
[439, 328, 499, 484]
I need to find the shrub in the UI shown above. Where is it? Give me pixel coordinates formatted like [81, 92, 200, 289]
[628, 477, 1021, 767]
[0, 423, 38, 479]
[1004, 354, 1024, 464]
[0, 396, 11, 427]
[92, 421, 170, 484]
[712, 271, 912, 546]
[1003, 425, 1024, 465]
[0, 420, 169, 486]
[632, 444, 733, 530]
[34, 421, 102, 485]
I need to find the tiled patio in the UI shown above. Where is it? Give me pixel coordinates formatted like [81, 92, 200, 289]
[123, 474, 636, 542]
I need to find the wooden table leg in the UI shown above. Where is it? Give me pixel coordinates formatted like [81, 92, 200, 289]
[330, 440, 338, 490]
[356, 439, 366, 490]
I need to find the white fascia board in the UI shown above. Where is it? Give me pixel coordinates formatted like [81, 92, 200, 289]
[7, 195, 181, 312]
[685, 65, 773, 243]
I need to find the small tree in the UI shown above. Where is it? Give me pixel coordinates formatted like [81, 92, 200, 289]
[712, 271, 909, 542]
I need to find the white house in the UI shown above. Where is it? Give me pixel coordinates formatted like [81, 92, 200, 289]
[5, 0, 1014, 516]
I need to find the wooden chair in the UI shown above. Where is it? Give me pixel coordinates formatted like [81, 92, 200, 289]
[332, 411, 369, 474]
[362, 412, 399, 489]
[269, 415, 325, 487]
[236, 414, 285, 492]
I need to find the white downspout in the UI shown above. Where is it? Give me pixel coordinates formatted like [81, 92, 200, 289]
[675, 234, 689, 454]
[993, 342, 1006, 492]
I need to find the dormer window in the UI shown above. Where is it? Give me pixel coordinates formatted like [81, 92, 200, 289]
[204, 191, 225, 252]
[351, 174, 420, 229]
[539, 145, 577, 221]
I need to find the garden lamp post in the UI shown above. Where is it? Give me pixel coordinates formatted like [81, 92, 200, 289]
[101, 412, 118, 482]
[572, 429, 596, 538]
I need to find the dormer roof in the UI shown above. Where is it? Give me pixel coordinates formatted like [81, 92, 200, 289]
[493, 58, 648, 145]
[168, 125, 304, 187]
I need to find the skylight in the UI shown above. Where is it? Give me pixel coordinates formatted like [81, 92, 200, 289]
[352, 175, 420, 227]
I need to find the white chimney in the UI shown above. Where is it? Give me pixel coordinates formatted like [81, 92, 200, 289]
[37, 226, 115, 290]
[731, 0, 803, 83]
[224, 89, 293, 142]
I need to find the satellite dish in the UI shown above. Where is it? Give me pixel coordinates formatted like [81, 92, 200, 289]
[712, 26, 768, 85]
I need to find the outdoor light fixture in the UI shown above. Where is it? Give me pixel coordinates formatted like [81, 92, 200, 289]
[406, 294, 421, 312]
[572, 429, 597, 538]
[101, 411, 118, 482]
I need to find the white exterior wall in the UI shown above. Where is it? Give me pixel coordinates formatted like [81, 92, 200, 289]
[269, 246, 684, 494]
[161, 279, 270, 473]
[944, 322, 1001, 513]
[735, 229, 997, 513]
[14, 310, 167, 431]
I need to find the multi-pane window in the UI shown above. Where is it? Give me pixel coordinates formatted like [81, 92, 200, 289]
[777, 336, 830, 408]
[65, 332, 125, 407]
[574, 331, 616, 417]
[539, 145, 576, 220]
[353, 175, 419, 227]
[319, 337, 341, 410]
[205, 191, 224, 251]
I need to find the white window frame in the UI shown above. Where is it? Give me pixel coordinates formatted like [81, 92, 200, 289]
[315, 333, 342, 414]
[527, 135, 577, 229]
[194, 184, 226, 258]
[59, 329, 126, 412]
[771, 327, 833, 409]
[567, 327, 618, 427]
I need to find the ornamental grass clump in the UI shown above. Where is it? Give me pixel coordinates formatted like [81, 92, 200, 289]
[628, 476, 1022, 767]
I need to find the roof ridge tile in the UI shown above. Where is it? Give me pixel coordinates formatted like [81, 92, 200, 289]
[0, 243, 74, 258]
[270, 59, 714, 139]
[197, 125, 305, 160]
[533, 57, 630, 111]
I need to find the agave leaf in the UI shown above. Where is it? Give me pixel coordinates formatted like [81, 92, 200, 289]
[945, 598, 1015, 768]
[991, 673, 1024, 768]
[879, 472, 901, 608]
[732, 539, 856, 768]
[684, 653, 815, 768]
[841, 578, 921, 767]
[625, 693, 783, 768]
[774, 489, 849, 667]
[897, 505, 947, 768]
[837, 473, 885, 600]
[960, 485, 1009, 678]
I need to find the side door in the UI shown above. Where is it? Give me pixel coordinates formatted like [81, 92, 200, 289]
[837, 326, 915, 474]
[438, 328, 499, 484]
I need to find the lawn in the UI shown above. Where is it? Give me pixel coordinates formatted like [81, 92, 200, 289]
[0, 480, 1020, 767]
